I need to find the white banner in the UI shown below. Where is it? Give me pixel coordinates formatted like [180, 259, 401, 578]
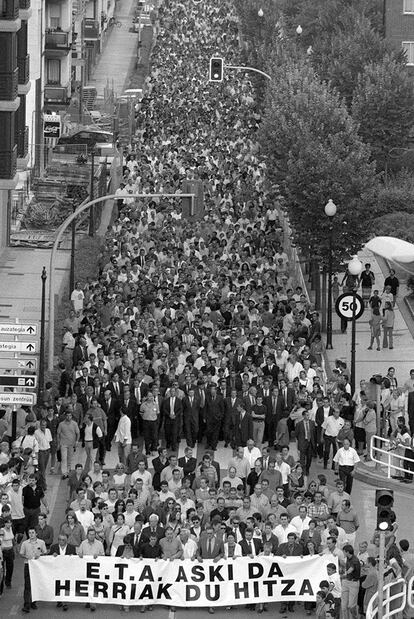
[29, 555, 336, 607]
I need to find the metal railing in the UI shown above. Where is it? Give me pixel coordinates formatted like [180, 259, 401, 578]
[407, 574, 414, 609]
[366, 578, 406, 619]
[370, 434, 414, 478]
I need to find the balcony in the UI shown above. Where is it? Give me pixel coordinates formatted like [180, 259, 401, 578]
[17, 54, 29, 84]
[44, 83, 70, 105]
[84, 18, 100, 39]
[0, 68, 18, 100]
[18, 0, 30, 8]
[45, 30, 71, 55]
[1, 0, 19, 20]
[16, 124, 28, 158]
[0, 145, 17, 179]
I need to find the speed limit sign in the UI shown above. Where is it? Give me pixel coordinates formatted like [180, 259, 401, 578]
[335, 293, 364, 321]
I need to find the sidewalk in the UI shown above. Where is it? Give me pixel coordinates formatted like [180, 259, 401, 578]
[89, 0, 139, 98]
[325, 246, 414, 385]
[0, 5, 145, 379]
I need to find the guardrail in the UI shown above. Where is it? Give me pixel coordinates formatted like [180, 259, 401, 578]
[370, 434, 414, 478]
[366, 578, 406, 619]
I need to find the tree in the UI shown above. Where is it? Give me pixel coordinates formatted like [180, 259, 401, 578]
[352, 55, 414, 169]
[374, 212, 414, 243]
[259, 56, 378, 263]
[313, 16, 392, 108]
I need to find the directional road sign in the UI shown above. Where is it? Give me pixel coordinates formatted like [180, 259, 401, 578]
[0, 375, 37, 388]
[0, 323, 38, 336]
[0, 342, 37, 353]
[0, 358, 37, 370]
[0, 392, 36, 406]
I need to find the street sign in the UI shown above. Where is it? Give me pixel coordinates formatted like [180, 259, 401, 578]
[0, 358, 37, 370]
[0, 393, 36, 406]
[335, 293, 364, 321]
[0, 323, 38, 336]
[0, 375, 37, 388]
[0, 342, 37, 353]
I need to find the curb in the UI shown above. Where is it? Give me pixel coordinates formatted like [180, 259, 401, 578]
[354, 462, 414, 497]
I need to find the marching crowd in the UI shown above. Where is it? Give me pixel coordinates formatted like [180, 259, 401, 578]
[0, 0, 413, 618]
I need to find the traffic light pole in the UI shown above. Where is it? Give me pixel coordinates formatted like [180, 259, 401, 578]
[378, 530, 386, 619]
[225, 65, 272, 80]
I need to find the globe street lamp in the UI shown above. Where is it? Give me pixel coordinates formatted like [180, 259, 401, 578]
[324, 199, 336, 349]
[348, 255, 363, 394]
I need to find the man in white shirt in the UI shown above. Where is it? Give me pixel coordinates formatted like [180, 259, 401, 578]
[243, 439, 262, 468]
[34, 420, 52, 489]
[274, 452, 291, 494]
[130, 461, 153, 488]
[322, 409, 345, 470]
[75, 500, 95, 533]
[114, 409, 132, 465]
[273, 513, 297, 545]
[333, 438, 360, 494]
[290, 505, 311, 536]
[179, 528, 198, 559]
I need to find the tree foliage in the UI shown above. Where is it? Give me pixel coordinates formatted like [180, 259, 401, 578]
[374, 212, 414, 243]
[259, 57, 377, 262]
[351, 55, 414, 169]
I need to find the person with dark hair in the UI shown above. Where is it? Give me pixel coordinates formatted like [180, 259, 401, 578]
[20, 527, 47, 613]
[342, 544, 361, 619]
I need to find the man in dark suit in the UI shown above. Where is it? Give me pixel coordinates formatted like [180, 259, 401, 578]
[140, 514, 165, 544]
[49, 532, 77, 611]
[205, 386, 225, 450]
[108, 372, 123, 400]
[195, 381, 207, 444]
[101, 389, 120, 450]
[197, 526, 224, 560]
[232, 404, 253, 448]
[277, 532, 303, 557]
[261, 356, 279, 383]
[161, 387, 183, 451]
[151, 447, 169, 491]
[49, 533, 77, 557]
[279, 379, 296, 415]
[225, 389, 243, 448]
[315, 396, 335, 459]
[239, 528, 263, 557]
[72, 336, 88, 368]
[183, 387, 200, 448]
[178, 446, 197, 485]
[226, 370, 242, 394]
[233, 348, 247, 373]
[295, 410, 316, 476]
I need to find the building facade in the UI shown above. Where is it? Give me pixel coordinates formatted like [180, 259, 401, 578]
[385, 0, 414, 75]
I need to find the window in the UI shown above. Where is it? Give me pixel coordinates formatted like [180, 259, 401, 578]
[48, 4, 61, 29]
[404, 0, 414, 14]
[402, 42, 414, 65]
[46, 59, 61, 84]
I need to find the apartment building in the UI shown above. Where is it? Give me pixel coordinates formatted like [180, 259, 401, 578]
[385, 0, 414, 76]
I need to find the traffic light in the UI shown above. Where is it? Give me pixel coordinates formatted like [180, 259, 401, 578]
[375, 489, 394, 531]
[209, 57, 224, 82]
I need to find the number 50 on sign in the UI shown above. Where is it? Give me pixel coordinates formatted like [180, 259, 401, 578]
[335, 293, 364, 321]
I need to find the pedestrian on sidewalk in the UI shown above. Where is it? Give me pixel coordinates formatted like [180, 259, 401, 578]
[360, 263, 375, 308]
[367, 307, 381, 351]
[382, 302, 395, 349]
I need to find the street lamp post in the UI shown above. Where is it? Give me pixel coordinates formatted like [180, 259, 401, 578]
[38, 266, 47, 402]
[325, 199, 337, 349]
[348, 255, 363, 394]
